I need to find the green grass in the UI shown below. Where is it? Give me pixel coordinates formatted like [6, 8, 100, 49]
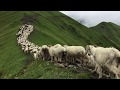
[0, 11, 120, 79]
[91, 22, 120, 48]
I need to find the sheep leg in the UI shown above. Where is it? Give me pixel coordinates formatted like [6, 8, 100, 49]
[97, 66, 103, 79]
[92, 65, 97, 73]
[42, 56, 45, 60]
[59, 58, 62, 62]
[58, 57, 60, 62]
[105, 58, 120, 79]
[54, 57, 57, 62]
[37, 55, 39, 60]
[51, 56, 53, 61]
[47, 56, 51, 61]
[33, 53, 37, 60]
[107, 64, 120, 79]
[93, 62, 102, 79]
[65, 56, 68, 62]
[80, 60, 85, 67]
[39, 54, 42, 59]
[51, 56, 55, 62]
[71, 58, 74, 64]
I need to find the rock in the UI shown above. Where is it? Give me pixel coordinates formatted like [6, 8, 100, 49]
[77, 64, 82, 67]
[73, 66, 77, 69]
[23, 69, 26, 72]
[58, 64, 65, 68]
[14, 77, 18, 79]
[68, 65, 74, 68]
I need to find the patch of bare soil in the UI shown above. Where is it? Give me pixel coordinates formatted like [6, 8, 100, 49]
[21, 13, 38, 25]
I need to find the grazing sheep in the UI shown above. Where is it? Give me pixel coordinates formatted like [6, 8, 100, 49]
[53, 44, 62, 48]
[17, 24, 120, 79]
[41, 45, 50, 60]
[49, 46, 55, 61]
[64, 46, 86, 64]
[49, 46, 66, 62]
[24, 45, 29, 53]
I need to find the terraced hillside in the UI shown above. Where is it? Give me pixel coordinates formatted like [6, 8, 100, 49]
[0, 11, 120, 79]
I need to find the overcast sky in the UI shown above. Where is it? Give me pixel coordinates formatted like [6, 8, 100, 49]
[60, 11, 120, 27]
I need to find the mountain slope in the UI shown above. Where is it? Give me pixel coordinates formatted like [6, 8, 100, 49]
[0, 11, 120, 79]
[90, 22, 120, 49]
[0, 11, 92, 79]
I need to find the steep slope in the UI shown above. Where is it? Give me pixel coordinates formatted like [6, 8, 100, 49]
[0, 11, 120, 79]
[90, 22, 120, 49]
[28, 11, 94, 46]
[0, 11, 92, 79]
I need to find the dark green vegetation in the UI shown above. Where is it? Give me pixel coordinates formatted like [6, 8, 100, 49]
[91, 22, 120, 49]
[0, 11, 120, 79]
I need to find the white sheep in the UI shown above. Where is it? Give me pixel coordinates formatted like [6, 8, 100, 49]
[49, 46, 55, 61]
[86, 45, 120, 79]
[41, 45, 50, 60]
[64, 46, 86, 64]
[30, 47, 39, 60]
[24, 45, 29, 53]
[49, 45, 66, 62]
[53, 44, 62, 48]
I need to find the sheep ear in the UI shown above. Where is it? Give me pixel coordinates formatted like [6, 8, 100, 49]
[89, 46, 92, 53]
[93, 45, 97, 47]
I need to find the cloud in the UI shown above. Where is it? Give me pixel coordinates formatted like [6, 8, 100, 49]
[60, 11, 120, 27]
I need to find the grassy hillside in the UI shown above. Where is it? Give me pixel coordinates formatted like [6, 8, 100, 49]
[0, 11, 92, 79]
[0, 11, 120, 79]
[91, 22, 120, 49]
